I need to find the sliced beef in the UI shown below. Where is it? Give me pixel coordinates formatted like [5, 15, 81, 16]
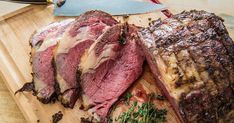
[16, 19, 74, 103]
[139, 10, 234, 122]
[79, 24, 144, 121]
[54, 11, 118, 108]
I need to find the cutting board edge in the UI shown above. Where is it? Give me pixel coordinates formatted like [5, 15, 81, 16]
[0, 4, 32, 22]
[0, 40, 38, 123]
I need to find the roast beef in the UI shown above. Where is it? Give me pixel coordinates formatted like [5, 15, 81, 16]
[139, 10, 234, 122]
[79, 24, 145, 121]
[16, 19, 74, 103]
[54, 11, 118, 108]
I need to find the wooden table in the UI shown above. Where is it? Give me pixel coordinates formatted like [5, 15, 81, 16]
[0, 0, 233, 122]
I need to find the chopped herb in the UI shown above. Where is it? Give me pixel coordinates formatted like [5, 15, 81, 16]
[125, 92, 132, 100]
[122, 92, 132, 105]
[133, 101, 138, 107]
[156, 95, 166, 101]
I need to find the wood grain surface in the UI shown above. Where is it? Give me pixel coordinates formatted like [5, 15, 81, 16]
[0, 77, 26, 123]
[0, 0, 234, 123]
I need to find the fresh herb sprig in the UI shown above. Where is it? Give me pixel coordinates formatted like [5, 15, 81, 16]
[109, 92, 167, 123]
[116, 101, 167, 123]
[113, 92, 167, 123]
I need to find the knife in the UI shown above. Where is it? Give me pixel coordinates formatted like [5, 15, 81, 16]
[3, 0, 52, 4]
[4, 0, 166, 16]
[53, 0, 166, 16]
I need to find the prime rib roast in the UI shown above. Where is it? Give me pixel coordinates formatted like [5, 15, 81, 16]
[139, 10, 234, 122]
[17, 10, 234, 122]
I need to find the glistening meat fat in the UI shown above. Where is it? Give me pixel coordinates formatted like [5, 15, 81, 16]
[139, 10, 234, 122]
[79, 24, 145, 121]
[54, 11, 118, 108]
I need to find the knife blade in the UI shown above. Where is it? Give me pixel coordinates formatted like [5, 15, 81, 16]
[53, 0, 166, 16]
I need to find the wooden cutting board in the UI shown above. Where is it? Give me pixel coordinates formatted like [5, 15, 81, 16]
[0, 1, 234, 122]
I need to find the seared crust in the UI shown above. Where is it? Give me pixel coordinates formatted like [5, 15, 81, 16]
[139, 10, 234, 122]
